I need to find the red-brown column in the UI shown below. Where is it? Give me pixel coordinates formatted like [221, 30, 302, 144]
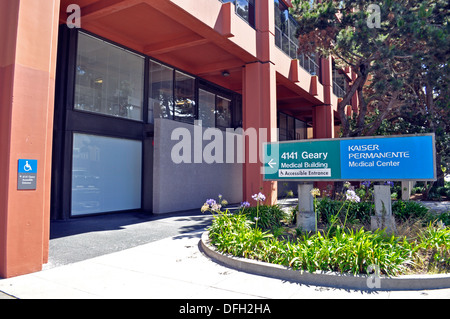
[241, 0, 278, 205]
[242, 61, 278, 205]
[0, 0, 60, 278]
[314, 56, 334, 139]
[313, 56, 335, 193]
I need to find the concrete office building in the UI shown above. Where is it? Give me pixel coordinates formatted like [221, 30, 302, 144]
[0, 0, 356, 278]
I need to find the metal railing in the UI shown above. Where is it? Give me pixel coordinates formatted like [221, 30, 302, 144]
[275, 25, 299, 59]
[333, 81, 346, 98]
[298, 53, 319, 76]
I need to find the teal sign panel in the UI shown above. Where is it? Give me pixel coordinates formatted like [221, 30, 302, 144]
[264, 134, 436, 181]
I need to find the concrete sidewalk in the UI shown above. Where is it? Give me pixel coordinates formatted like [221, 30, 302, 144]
[1, 232, 450, 299]
[1, 208, 450, 299]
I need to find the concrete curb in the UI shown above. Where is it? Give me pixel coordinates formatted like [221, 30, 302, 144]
[200, 231, 450, 291]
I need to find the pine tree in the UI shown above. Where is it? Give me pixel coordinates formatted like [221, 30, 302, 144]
[292, 0, 449, 184]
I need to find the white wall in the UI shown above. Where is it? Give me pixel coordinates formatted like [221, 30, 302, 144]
[153, 119, 243, 214]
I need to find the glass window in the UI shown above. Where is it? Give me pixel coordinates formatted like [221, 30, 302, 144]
[274, 1, 299, 59]
[221, 0, 255, 27]
[295, 119, 307, 140]
[282, 33, 290, 57]
[236, 0, 255, 26]
[275, 27, 282, 48]
[199, 89, 216, 127]
[288, 17, 298, 43]
[149, 60, 174, 123]
[287, 115, 295, 140]
[71, 133, 142, 216]
[216, 95, 232, 129]
[233, 95, 243, 128]
[174, 71, 196, 124]
[75, 32, 145, 121]
[288, 17, 299, 58]
[275, 0, 288, 33]
[278, 112, 287, 141]
[279, 113, 306, 141]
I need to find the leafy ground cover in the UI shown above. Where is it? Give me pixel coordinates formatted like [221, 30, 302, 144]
[201, 190, 450, 277]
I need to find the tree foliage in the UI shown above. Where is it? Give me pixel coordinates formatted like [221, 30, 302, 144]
[291, 0, 449, 182]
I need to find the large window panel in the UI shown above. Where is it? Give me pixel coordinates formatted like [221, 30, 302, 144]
[274, 0, 299, 59]
[75, 32, 145, 121]
[279, 112, 287, 141]
[71, 133, 142, 216]
[149, 60, 174, 123]
[275, 0, 288, 33]
[220, 0, 255, 27]
[287, 115, 295, 140]
[216, 96, 232, 129]
[236, 0, 255, 26]
[295, 119, 307, 140]
[199, 89, 216, 127]
[174, 71, 196, 124]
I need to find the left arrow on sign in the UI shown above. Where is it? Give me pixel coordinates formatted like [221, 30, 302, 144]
[268, 159, 277, 169]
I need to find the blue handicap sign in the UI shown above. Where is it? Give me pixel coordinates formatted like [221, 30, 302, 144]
[18, 159, 38, 173]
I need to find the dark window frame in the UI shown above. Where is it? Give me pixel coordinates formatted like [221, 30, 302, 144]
[277, 111, 307, 141]
[52, 26, 242, 219]
[198, 80, 239, 131]
[53, 27, 149, 219]
[74, 32, 146, 122]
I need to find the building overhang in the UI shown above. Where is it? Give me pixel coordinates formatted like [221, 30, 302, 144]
[60, 0, 259, 93]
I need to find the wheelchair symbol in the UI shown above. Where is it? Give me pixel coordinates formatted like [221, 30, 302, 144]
[24, 161, 33, 172]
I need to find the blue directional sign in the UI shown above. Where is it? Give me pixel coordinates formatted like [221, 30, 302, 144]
[340, 135, 435, 180]
[264, 134, 436, 181]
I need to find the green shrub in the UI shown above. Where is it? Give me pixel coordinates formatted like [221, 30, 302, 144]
[413, 224, 450, 272]
[437, 211, 450, 226]
[241, 204, 287, 230]
[392, 200, 430, 222]
[289, 227, 412, 276]
[208, 211, 272, 257]
[316, 197, 373, 227]
[204, 193, 450, 276]
[208, 204, 450, 276]
[209, 213, 414, 276]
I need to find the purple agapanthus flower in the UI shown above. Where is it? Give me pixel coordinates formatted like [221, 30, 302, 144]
[240, 201, 250, 208]
[362, 181, 371, 188]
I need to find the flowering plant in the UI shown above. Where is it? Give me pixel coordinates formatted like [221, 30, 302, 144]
[252, 192, 266, 202]
[346, 189, 361, 203]
[309, 185, 362, 235]
[240, 201, 250, 209]
[310, 188, 321, 232]
[201, 194, 229, 215]
[327, 189, 361, 235]
[252, 191, 266, 229]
